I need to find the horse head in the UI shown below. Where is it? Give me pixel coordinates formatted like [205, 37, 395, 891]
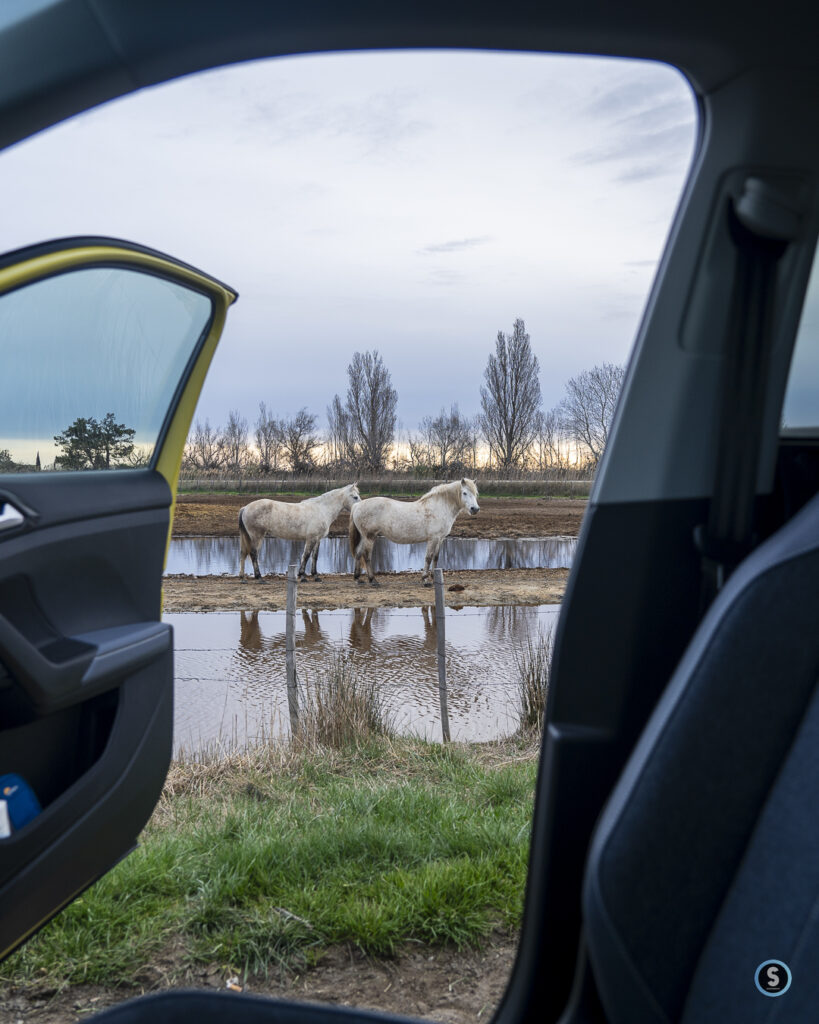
[345, 482, 362, 509]
[459, 478, 480, 516]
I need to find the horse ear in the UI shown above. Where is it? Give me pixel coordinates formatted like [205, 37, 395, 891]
[461, 477, 466, 486]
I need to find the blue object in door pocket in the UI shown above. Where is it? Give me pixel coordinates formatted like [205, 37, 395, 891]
[0, 773, 42, 836]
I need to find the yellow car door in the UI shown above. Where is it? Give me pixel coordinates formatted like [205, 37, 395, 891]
[0, 236, 236, 959]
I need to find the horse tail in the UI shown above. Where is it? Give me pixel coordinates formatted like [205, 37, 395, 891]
[349, 512, 361, 556]
[239, 507, 253, 556]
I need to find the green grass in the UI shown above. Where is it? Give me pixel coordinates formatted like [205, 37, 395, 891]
[2, 737, 537, 988]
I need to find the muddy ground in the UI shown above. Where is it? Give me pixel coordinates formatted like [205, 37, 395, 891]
[173, 494, 586, 541]
[2, 936, 517, 1023]
[163, 567, 568, 612]
[167, 494, 581, 612]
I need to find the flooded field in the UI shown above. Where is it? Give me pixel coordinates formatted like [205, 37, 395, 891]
[166, 535, 577, 576]
[169, 603, 560, 754]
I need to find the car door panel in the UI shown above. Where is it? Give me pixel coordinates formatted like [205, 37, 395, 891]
[0, 239, 236, 960]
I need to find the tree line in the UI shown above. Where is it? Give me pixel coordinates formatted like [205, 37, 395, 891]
[12, 318, 622, 474]
[183, 319, 624, 476]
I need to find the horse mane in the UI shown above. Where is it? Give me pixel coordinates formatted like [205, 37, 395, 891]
[304, 484, 353, 503]
[418, 480, 469, 506]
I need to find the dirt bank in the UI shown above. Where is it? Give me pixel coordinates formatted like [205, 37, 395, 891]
[2, 935, 517, 1023]
[163, 567, 568, 612]
[173, 494, 586, 540]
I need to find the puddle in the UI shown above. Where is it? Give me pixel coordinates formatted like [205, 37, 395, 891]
[165, 535, 576, 576]
[168, 603, 560, 754]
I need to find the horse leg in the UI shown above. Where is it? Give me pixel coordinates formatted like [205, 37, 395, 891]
[239, 523, 249, 581]
[432, 538, 444, 572]
[250, 542, 263, 581]
[364, 539, 379, 586]
[311, 540, 322, 582]
[422, 541, 435, 586]
[353, 537, 366, 584]
[297, 540, 311, 581]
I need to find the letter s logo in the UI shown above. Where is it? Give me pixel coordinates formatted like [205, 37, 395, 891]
[755, 960, 791, 996]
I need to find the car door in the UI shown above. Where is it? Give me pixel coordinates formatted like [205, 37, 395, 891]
[0, 236, 236, 960]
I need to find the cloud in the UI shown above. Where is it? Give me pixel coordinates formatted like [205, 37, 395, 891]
[233, 85, 432, 153]
[420, 236, 493, 255]
[573, 120, 695, 183]
[575, 69, 697, 183]
[584, 73, 683, 119]
[424, 268, 463, 287]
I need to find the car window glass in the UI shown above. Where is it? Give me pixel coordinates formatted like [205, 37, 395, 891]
[781, 244, 819, 432]
[0, 49, 697, 1018]
[0, 267, 212, 470]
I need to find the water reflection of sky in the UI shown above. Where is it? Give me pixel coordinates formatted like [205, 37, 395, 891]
[165, 535, 577, 576]
[168, 604, 561, 755]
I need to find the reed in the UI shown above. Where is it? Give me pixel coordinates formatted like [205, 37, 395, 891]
[515, 628, 553, 734]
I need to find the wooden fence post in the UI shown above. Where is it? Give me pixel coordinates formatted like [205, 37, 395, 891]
[286, 563, 299, 735]
[433, 567, 451, 743]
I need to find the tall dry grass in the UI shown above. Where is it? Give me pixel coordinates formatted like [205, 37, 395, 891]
[295, 651, 394, 748]
[515, 628, 553, 735]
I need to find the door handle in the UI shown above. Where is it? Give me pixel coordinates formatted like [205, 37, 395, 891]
[0, 504, 24, 532]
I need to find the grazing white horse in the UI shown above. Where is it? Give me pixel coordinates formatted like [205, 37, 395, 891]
[239, 483, 361, 582]
[349, 478, 480, 586]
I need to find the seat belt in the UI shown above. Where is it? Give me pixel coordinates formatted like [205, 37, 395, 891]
[696, 178, 802, 611]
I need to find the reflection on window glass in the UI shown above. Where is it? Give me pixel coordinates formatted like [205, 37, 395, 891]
[782, 248, 819, 431]
[0, 267, 211, 470]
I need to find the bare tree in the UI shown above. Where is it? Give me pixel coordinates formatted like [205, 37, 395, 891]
[419, 404, 472, 474]
[405, 429, 432, 474]
[559, 362, 625, 465]
[345, 350, 398, 472]
[281, 408, 319, 474]
[533, 408, 567, 470]
[463, 414, 483, 474]
[255, 401, 283, 473]
[326, 394, 354, 468]
[479, 318, 542, 470]
[184, 418, 225, 471]
[222, 409, 249, 471]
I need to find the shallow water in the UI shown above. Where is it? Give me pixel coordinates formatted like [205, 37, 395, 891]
[166, 535, 576, 576]
[168, 603, 560, 754]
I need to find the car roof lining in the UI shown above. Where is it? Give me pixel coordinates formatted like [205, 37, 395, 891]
[0, 0, 815, 151]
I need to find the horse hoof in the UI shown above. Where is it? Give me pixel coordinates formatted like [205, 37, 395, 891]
[369, 579, 380, 588]
[356, 577, 365, 585]
[423, 581, 432, 587]
[313, 576, 323, 583]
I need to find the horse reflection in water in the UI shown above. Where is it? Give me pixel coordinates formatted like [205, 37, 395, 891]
[237, 608, 331, 662]
[348, 607, 376, 654]
[420, 605, 440, 653]
[234, 606, 443, 680]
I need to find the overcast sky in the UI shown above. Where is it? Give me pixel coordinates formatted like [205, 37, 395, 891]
[0, 49, 697, 445]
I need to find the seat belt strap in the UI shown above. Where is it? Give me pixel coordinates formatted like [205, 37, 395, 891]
[697, 178, 801, 610]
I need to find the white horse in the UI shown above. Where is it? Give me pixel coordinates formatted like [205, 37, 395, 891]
[239, 483, 361, 582]
[349, 478, 480, 586]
